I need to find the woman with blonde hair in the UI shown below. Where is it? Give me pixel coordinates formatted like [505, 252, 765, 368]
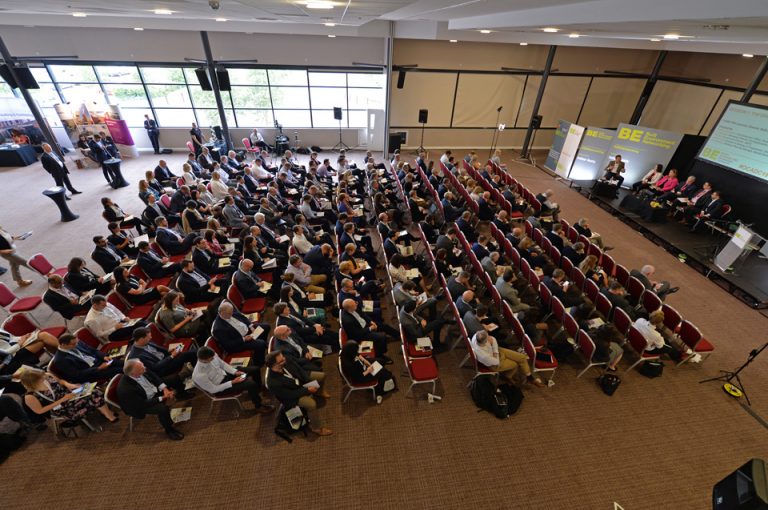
[181, 163, 197, 187]
[144, 169, 163, 194]
[21, 367, 117, 424]
[138, 179, 159, 205]
[579, 254, 608, 288]
[209, 170, 229, 200]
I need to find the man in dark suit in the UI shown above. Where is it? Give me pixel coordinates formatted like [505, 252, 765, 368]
[545, 224, 566, 253]
[562, 242, 586, 267]
[303, 244, 335, 279]
[118, 359, 185, 440]
[127, 327, 197, 378]
[274, 303, 337, 351]
[192, 238, 231, 277]
[265, 350, 332, 436]
[601, 281, 636, 320]
[211, 301, 269, 365]
[176, 260, 224, 303]
[169, 185, 192, 214]
[88, 134, 129, 188]
[40, 143, 80, 196]
[52, 333, 123, 383]
[447, 271, 473, 300]
[198, 147, 215, 171]
[477, 192, 495, 221]
[43, 274, 90, 320]
[154, 217, 198, 255]
[340, 299, 393, 363]
[154, 160, 178, 188]
[142, 194, 180, 228]
[399, 300, 448, 351]
[630, 265, 678, 300]
[271, 323, 320, 371]
[136, 241, 180, 279]
[233, 259, 275, 300]
[688, 191, 724, 232]
[144, 114, 160, 154]
[91, 236, 129, 274]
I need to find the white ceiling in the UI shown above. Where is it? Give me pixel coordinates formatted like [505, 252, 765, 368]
[0, 0, 766, 54]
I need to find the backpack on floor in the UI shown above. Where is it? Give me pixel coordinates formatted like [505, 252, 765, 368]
[639, 360, 664, 378]
[497, 383, 524, 415]
[470, 375, 509, 419]
[598, 373, 621, 396]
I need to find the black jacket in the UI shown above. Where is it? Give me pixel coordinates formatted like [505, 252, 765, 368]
[117, 370, 165, 419]
[266, 358, 311, 408]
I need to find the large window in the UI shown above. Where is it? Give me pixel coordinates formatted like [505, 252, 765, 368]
[20, 63, 384, 129]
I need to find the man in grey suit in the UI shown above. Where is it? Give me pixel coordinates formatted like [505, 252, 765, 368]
[495, 269, 530, 313]
[222, 195, 250, 229]
[398, 300, 448, 352]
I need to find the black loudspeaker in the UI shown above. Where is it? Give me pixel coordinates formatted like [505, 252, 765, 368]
[15, 67, 39, 89]
[212, 125, 223, 141]
[531, 114, 543, 129]
[0, 64, 17, 88]
[418, 109, 428, 124]
[397, 70, 406, 89]
[713, 459, 768, 510]
[333, 107, 342, 120]
[216, 69, 231, 91]
[195, 68, 212, 91]
[388, 131, 406, 153]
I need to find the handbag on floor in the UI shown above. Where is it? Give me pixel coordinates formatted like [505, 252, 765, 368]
[639, 360, 664, 378]
[597, 373, 621, 396]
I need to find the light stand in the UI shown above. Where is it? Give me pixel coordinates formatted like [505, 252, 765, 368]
[332, 112, 350, 152]
[488, 106, 503, 159]
[417, 121, 426, 153]
[700, 342, 767, 406]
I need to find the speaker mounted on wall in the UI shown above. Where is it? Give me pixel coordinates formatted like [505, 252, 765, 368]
[396, 70, 406, 89]
[418, 109, 429, 124]
[333, 107, 343, 120]
[0, 64, 18, 89]
[195, 68, 212, 91]
[15, 66, 39, 89]
[215, 68, 231, 91]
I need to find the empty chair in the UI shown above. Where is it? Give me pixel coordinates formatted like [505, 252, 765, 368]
[641, 289, 663, 315]
[401, 344, 439, 397]
[661, 304, 682, 332]
[0, 282, 43, 323]
[227, 278, 266, 314]
[576, 330, 607, 378]
[677, 320, 715, 366]
[2, 312, 66, 340]
[28, 253, 67, 278]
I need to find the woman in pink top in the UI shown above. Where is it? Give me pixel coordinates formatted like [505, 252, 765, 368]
[651, 169, 679, 194]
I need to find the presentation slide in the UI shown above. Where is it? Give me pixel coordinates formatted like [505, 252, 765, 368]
[698, 101, 768, 182]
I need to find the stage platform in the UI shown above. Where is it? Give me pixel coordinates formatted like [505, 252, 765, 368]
[569, 179, 768, 309]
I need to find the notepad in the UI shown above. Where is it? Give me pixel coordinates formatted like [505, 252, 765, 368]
[277, 235, 290, 243]
[370, 360, 383, 376]
[124, 215, 135, 222]
[133, 234, 149, 246]
[355, 259, 369, 270]
[170, 407, 192, 423]
[102, 273, 114, 283]
[486, 323, 499, 332]
[79, 289, 95, 304]
[71, 382, 98, 400]
[210, 285, 220, 294]
[218, 257, 231, 268]
[416, 337, 432, 351]
[168, 342, 184, 352]
[303, 380, 320, 390]
[229, 357, 250, 368]
[359, 341, 374, 353]
[363, 300, 374, 312]
[105, 344, 127, 359]
[398, 245, 414, 256]
[405, 268, 420, 279]
[353, 235, 363, 241]
[307, 346, 324, 359]
[227, 237, 240, 244]
[262, 258, 277, 269]
[246, 312, 261, 322]
[251, 325, 264, 338]
[259, 282, 272, 293]
[588, 318, 605, 329]
[120, 259, 135, 267]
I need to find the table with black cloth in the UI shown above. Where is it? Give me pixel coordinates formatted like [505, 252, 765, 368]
[619, 194, 669, 222]
[0, 144, 37, 167]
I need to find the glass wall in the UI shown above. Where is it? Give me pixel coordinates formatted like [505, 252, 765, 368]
[20, 64, 384, 130]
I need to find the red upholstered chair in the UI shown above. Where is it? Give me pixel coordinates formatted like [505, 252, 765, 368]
[560, 256, 573, 278]
[451, 305, 469, 352]
[186, 141, 195, 153]
[338, 357, 377, 403]
[526, 267, 540, 289]
[611, 307, 632, 338]
[0, 283, 43, 323]
[595, 292, 613, 319]
[106, 292, 154, 320]
[563, 312, 579, 342]
[522, 334, 557, 382]
[567, 226, 579, 244]
[600, 254, 615, 277]
[551, 296, 566, 323]
[584, 279, 600, 302]
[626, 276, 645, 305]
[576, 330, 607, 378]
[227, 280, 266, 315]
[401, 344, 439, 397]
[614, 264, 630, 287]
[661, 304, 682, 333]
[641, 289, 663, 315]
[242, 137, 259, 155]
[520, 257, 531, 277]
[532, 228, 543, 246]
[28, 253, 67, 278]
[524, 220, 533, 237]
[571, 268, 586, 290]
[205, 337, 251, 365]
[104, 374, 137, 432]
[677, 320, 715, 366]
[625, 325, 661, 372]
[538, 282, 553, 317]
[2, 313, 66, 339]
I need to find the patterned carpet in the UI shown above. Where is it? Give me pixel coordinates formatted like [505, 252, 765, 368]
[2, 150, 767, 509]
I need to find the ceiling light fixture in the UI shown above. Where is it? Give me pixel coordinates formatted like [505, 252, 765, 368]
[72, 12, 87, 17]
[324, 22, 336, 27]
[663, 34, 680, 40]
[134, 27, 144, 31]
[449, 39, 458, 43]
[215, 18, 227, 22]
[568, 33, 580, 38]
[743, 53, 754, 58]
[328, 34, 336, 38]
[519, 42, 528, 46]
[542, 27, 560, 33]
[480, 29, 492, 34]
[154, 9, 174, 15]
[650, 38, 661, 42]
[304, 1, 335, 9]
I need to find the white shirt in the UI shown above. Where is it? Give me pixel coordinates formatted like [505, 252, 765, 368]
[251, 164, 270, 180]
[84, 303, 127, 339]
[388, 263, 409, 284]
[634, 318, 665, 350]
[292, 234, 313, 255]
[192, 354, 238, 394]
[210, 179, 230, 200]
[471, 332, 499, 368]
[224, 315, 249, 337]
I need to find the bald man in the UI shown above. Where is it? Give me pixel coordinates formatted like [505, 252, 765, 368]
[40, 143, 80, 196]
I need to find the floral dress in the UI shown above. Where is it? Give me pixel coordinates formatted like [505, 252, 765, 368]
[33, 376, 105, 422]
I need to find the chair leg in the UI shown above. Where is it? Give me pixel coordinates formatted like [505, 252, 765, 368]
[406, 382, 414, 396]
[458, 353, 470, 368]
[431, 380, 436, 394]
[577, 364, 591, 378]
[626, 357, 644, 373]
[370, 388, 377, 401]
[129, 417, 134, 432]
[343, 388, 352, 403]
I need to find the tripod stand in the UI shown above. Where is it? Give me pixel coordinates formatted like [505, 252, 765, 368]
[417, 121, 426, 153]
[332, 117, 350, 152]
[700, 342, 767, 406]
[488, 106, 503, 159]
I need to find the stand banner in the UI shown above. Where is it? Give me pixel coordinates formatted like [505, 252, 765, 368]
[570, 127, 616, 180]
[602, 124, 683, 185]
[55, 102, 138, 158]
[556, 123, 585, 178]
[544, 120, 570, 172]
[0, 97, 44, 146]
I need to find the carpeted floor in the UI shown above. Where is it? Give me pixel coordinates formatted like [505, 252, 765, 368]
[1, 149, 767, 510]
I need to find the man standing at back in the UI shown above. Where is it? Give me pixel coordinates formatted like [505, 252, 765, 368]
[40, 143, 81, 197]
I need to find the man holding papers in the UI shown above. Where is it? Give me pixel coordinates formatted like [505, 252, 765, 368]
[273, 304, 337, 353]
[340, 299, 396, 364]
[136, 241, 181, 279]
[176, 260, 226, 303]
[52, 333, 124, 384]
[271, 324, 322, 371]
[266, 350, 331, 437]
[339, 340, 396, 405]
[127, 327, 197, 380]
[233, 259, 279, 300]
[43, 274, 91, 320]
[84, 295, 148, 342]
[211, 302, 270, 366]
[399, 300, 450, 352]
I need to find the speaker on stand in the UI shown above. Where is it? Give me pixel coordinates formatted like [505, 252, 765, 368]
[332, 106, 349, 152]
[417, 109, 428, 153]
[528, 114, 543, 165]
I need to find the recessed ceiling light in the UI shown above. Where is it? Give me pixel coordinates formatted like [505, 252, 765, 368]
[663, 34, 680, 40]
[519, 42, 528, 46]
[542, 27, 560, 33]
[215, 18, 227, 22]
[324, 22, 336, 27]
[328, 34, 336, 38]
[72, 12, 87, 17]
[650, 38, 661, 42]
[134, 27, 144, 31]
[568, 33, 580, 38]
[480, 29, 492, 34]
[153, 9, 174, 15]
[449, 39, 458, 43]
[743, 54, 754, 58]
[304, 1, 335, 9]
